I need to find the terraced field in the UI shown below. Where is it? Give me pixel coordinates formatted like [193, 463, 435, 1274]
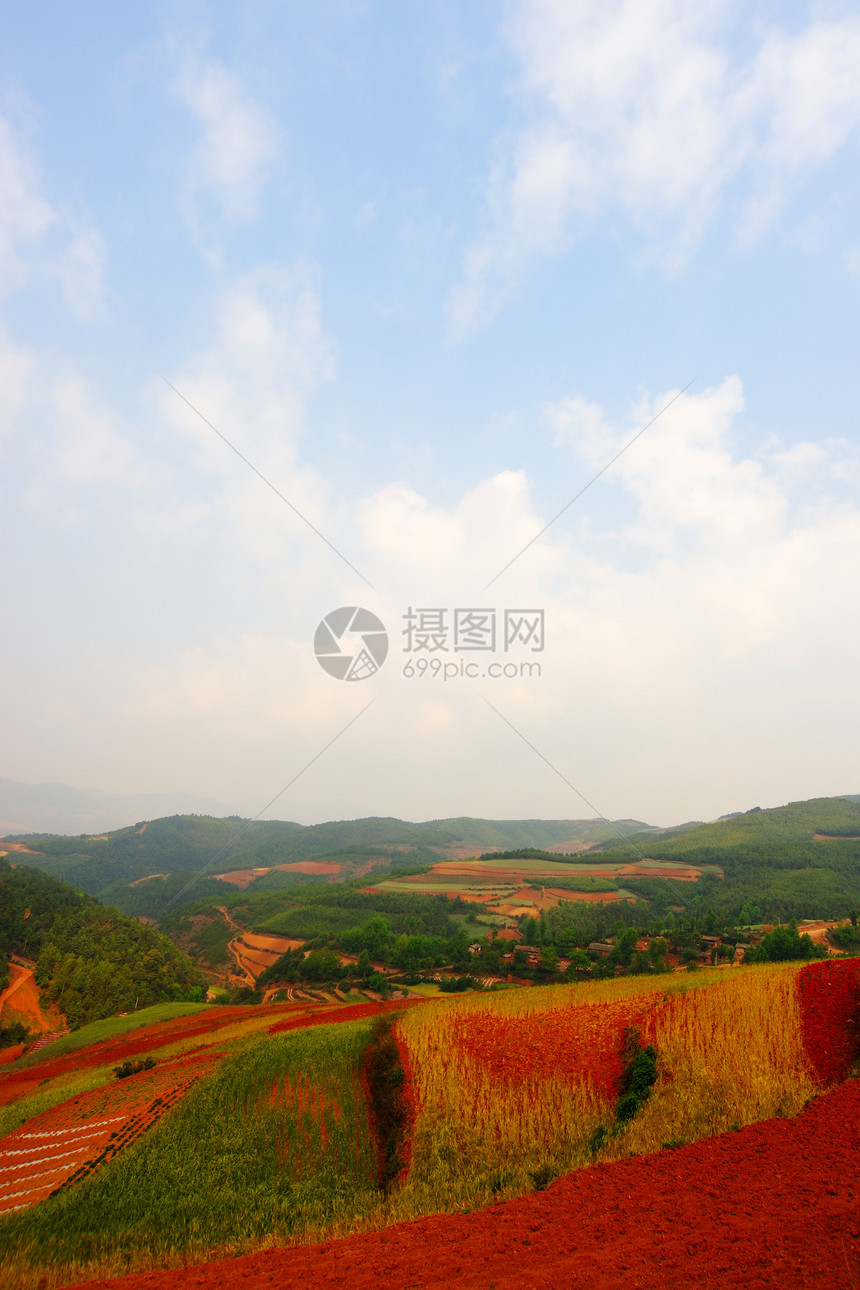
[0, 960, 857, 1290]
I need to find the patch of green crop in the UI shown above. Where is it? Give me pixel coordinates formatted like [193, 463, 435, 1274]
[10, 1003, 212, 1071]
[0, 1020, 380, 1287]
[0, 1068, 115, 1139]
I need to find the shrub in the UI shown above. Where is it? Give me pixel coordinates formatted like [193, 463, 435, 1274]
[616, 1027, 658, 1123]
[0, 1021, 30, 1049]
[113, 1057, 156, 1080]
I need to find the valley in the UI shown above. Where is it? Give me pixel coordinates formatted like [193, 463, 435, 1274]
[2, 792, 860, 1287]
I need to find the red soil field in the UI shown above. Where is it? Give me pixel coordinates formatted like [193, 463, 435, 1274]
[266, 998, 429, 1038]
[14, 962, 860, 1287]
[453, 993, 660, 1096]
[73, 1073, 860, 1290]
[617, 862, 703, 881]
[511, 885, 623, 908]
[277, 861, 342, 875]
[240, 933, 304, 954]
[0, 964, 60, 1034]
[0, 1002, 332, 1107]
[0, 1052, 219, 1214]
[798, 957, 860, 1085]
[216, 860, 342, 887]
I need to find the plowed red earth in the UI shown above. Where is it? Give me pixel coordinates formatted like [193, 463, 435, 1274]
[0, 1000, 401, 1108]
[266, 998, 428, 1037]
[26, 961, 860, 1288]
[74, 1075, 860, 1290]
[454, 993, 660, 1095]
[0, 1052, 219, 1214]
[0, 1005, 284, 1108]
[798, 957, 860, 1084]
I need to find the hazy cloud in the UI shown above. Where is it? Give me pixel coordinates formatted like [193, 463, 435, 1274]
[175, 60, 279, 222]
[450, 1, 860, 334]
[0, 114, 105, 308]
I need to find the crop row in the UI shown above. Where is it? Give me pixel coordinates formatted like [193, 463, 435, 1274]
[1, 962, 856, 1289]
[0, 1019, 379, 1288]
[0, 1053, 221, 1217]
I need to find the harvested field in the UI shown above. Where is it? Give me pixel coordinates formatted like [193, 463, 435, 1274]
[617, 861, 704, 881]
[241, 933, 304, 955]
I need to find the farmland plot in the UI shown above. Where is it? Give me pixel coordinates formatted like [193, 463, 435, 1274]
[0, 1020, 379, 1288]
[391, 964, 821, 1219]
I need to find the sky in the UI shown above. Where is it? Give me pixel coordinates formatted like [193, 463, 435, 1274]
[1, 0, 859, 829]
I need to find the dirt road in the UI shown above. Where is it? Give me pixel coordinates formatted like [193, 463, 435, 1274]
[0, 964, 58, 1034]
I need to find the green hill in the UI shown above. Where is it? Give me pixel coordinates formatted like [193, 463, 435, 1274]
[2, 814, 654, 920]
[0, 861, 206, 1030]
[593, 795, 860, 921]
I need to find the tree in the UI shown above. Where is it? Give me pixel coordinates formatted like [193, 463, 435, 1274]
[564, 949, 591, 979]
[746, 920, 826, 963]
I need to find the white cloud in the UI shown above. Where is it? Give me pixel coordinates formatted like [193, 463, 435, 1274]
[51, 375, 135, 483]
[59, 227, 107, 319]
[358, 467, 563, 602]
[15, 370, 860, 823]
[0, 116, 54, 290]
[0, 113, 106, 310]
[550, 376, 786, 548]
[175, 60, 279, 222]
[152, 264, 339, 580]
[0, 329, 35, 455]
[450, 1, 860, 333]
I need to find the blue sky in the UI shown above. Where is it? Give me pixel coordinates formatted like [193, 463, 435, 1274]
[1, 0, 859, 829]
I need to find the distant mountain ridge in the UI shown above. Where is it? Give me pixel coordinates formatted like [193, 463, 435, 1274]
[0, 778, 232, 836]
[0, 812, 656, 921]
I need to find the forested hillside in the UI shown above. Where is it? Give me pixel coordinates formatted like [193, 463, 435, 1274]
[0, 861, 206, 1030]
[593, 796, 860, 921]
[3, 814, 653, 920]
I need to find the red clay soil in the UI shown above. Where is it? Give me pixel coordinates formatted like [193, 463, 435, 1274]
[453, 994, 659, 1096]
[1, 1000, 429, 1109]
[0, 1003, 316, 1107]
[798, 957, 860, 1084]
[266, 998, 429, 1038]
[74, 1074, 860, 1290]
[0, 1051, 220, 1214]
[0, 964, 59, 1034]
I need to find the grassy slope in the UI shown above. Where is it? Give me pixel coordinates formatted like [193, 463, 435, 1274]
[7, 1002, 212, 1071]
[0, 1020, 379, 1287]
